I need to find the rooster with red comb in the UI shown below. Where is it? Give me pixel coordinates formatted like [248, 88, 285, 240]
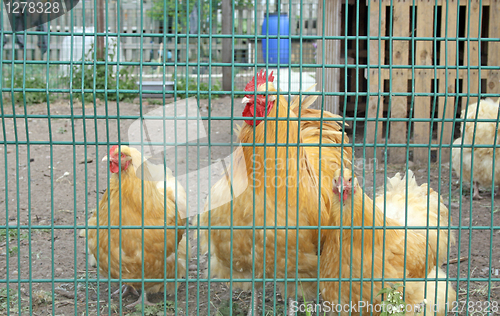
[198, 69, 352, 315]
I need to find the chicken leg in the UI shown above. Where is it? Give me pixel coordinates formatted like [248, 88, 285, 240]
[125, 291, 155, 309]
[111, 285, 155, 309]
[473, 182, 483, 200]
[111, 284, 140, 298]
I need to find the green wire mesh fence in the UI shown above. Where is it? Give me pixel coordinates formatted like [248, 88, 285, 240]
[1, 0, 499, 315]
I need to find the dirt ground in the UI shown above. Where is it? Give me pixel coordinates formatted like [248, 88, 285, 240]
[0, 97, 499, 315]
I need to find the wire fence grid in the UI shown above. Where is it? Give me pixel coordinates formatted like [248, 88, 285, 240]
[1, 0, 500, 315]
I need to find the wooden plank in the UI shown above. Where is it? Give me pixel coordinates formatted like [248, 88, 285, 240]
[371, 0, 491, 5]
[437, 0, 459, 159]
[487, 1, 500, 95]
[413, 1, 434, 163]
[389, 3, 410, 164]
[461, 1, 481, 108]
[366, 1, 386, 162]
[315, 0, 342, 114]
[368, 68, 491, 81]
[221, 0, 232, 91]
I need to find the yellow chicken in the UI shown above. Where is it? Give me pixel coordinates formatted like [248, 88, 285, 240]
[86, 145, 189, 308]
[452, 97, 500, 199]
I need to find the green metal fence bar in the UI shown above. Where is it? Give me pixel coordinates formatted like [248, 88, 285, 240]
[2, 0, 500, 314]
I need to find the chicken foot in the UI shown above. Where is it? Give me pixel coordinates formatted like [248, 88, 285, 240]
[125, 291, 156, 309]
[111, 285, 140, 298]
[110, 285, 155, 309]
[473, 182, 483, 200]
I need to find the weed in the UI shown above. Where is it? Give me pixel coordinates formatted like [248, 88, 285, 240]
[145, 99, 163, 105]
[57, 127, 67, 134]
[130, 300, 176, 316]
[0, 288, 19, 312]
[32, 290, 52, 306]
[2, 66, 50, 105]
[462, 284, 500, 297]
[67, 45, 137, 103]
[215, 298, 246, 316]
[8, 246, 18, 255]
[377, 283, 409, 316]
[0, 229, 29, 243]
[173, 75, 221, 100]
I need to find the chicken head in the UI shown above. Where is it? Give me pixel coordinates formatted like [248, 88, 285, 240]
[241, 69, 277, 126]
[332, 168, 357, 205]
[102, 145, 132, 174]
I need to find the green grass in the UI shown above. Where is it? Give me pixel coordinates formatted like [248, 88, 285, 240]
[0, 229, 28, 243]
[214, 299, 246, 316]
[0, 229, 47, 255]
[174, 75, 222, 100]
[1, 64, 54, 105]
[0, 288, 20, 313]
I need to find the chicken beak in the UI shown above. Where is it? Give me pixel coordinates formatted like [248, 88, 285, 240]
[102, 155, 108, 162]
[242, 96, 251, 104]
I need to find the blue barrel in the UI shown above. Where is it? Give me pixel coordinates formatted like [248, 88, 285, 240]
[262, 13, 290, 65]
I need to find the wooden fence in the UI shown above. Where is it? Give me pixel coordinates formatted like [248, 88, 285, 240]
[365, 0, 500, 163]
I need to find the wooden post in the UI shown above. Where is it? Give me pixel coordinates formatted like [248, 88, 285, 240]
[315, 0, 341, 114]
[413, 1, 434, 163]
[437, 0, 458, 159]
[366, 2, 386, 163]
[487, 1, 500, 96]
[222, 0, 232, 91]
[389, 3, 409, 164]
[462, 2, 481, 108]
[96, 0, 104, 60]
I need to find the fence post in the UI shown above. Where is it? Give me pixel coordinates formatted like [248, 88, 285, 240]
[315, 0, 341, 114]
[96, 0, 104, 60]
[222, 0, 232, 91]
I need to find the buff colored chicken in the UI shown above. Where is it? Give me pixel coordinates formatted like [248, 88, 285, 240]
[86, 145, 189, 308]
[321, 168, 455, 315]
[452, 97, 500, 199]
[198, 70, 351, 315]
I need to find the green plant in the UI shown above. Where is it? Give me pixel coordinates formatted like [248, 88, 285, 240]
[174, 75, 221, 99]
[0, 229, 28, 243]
[377, 283, 407, 316]
[8, 246, 19, 255]
[215, 298, 245, 316]
[148, 0, 253, 35]
[67, 45, 137, 103]
[0, 288, 19, 312]
[130, 300, 175, 316]
[2, 68, 49, 106]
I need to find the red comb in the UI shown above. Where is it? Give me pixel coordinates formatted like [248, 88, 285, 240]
[244, 69, 274, 92]
[110, 145, 119, 156]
